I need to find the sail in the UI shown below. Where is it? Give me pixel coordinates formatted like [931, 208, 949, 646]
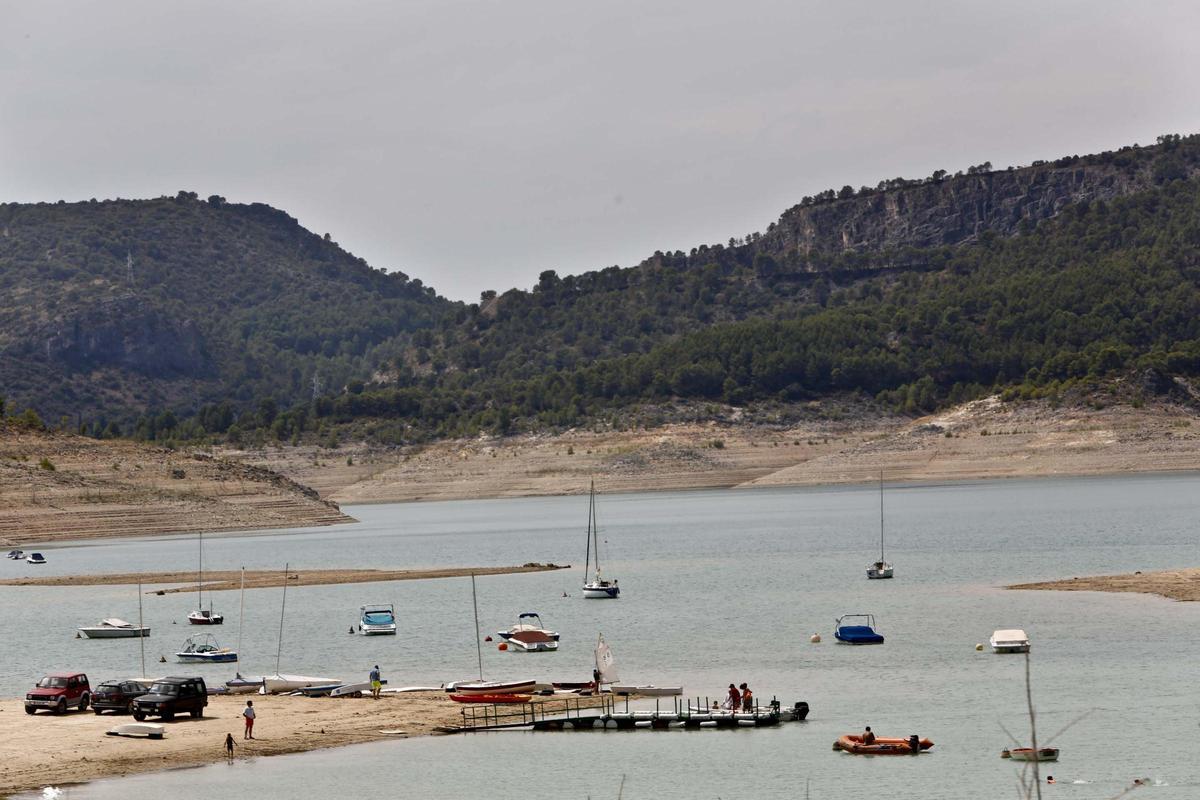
[594, 634, 619, 684]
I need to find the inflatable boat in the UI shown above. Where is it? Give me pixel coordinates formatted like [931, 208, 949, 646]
[834, 733, 933, 755]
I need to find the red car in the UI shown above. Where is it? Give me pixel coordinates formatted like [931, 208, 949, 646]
[25, 672, 91, 715]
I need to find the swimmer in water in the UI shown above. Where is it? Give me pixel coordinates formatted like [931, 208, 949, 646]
[1046, 775, 1055, 784]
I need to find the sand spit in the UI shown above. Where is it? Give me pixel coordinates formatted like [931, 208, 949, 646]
[0, 691, 611, 797]
[0, 564, 568, 592]
[0, 427, 352, 548]
[1009, 567, 1200, 602]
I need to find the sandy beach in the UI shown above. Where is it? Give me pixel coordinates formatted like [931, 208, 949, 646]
[1009, 567, 1200, 602]
[0, 564, 567, 593]
[0, 691, 610, 797]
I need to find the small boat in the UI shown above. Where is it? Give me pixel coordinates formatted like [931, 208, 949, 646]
[262, 673, 341, 694]
[867, 471, 894, 579]
[449, 693, 532, 704]
[175, 634, 237, 663]
[329, 680, 388, 698]
[1002, 747, 1059, 762]
[7, 549, 24, 560]
[835, 734, 933, 755]
[78, 618, 151, 639]
[581, 480, 620, 598]
[552, 680, 596, 692]
[26, 552, 47, 565]
[297, 683, 344, 697]
[106, 722, 165, 739]
[187, 532, 223, 625]
[358, 604, 397, 635]
[225, 674, 265, 694]
[498, 612, 559, 652]
[990, 629, 1031, 654]
[445, 679, 537, 696]
[380, 686, 444, 694]
[611, 685, 683, 696]
[834, 614, 885, 644]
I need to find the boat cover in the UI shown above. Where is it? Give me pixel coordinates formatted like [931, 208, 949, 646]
[836, 625, 884, 644]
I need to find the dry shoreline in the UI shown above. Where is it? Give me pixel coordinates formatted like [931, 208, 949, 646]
[0, 691, 610, 797]
[0, 564, 568, 592]
[1009, 567, 1200, 602]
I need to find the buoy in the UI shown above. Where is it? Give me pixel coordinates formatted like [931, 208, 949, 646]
[159, 655, 166, 663]
[975, 643, 984, 651]
[484, 636, 493, 642]
[498, 642, 508, 651]
[810, 633, 821, 643]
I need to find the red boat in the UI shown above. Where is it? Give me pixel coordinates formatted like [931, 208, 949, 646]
[834, 734, 934, 755]
[449, 693, 532, 704]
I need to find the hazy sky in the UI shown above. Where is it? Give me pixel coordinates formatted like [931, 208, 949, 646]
[3, 2, 1198, 301]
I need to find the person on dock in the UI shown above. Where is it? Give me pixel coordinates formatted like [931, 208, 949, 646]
[862, 726, 875, 745]
[726, 684, 740, 711]
[224, 732, 236, 761]
[739, 683, 753, 712]
[242, 700, 256, 739]
[370, 665, 382, 700]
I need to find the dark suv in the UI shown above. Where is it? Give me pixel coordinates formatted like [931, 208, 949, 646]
[92, 679, 152, 715]
[132, 676, 207, 721]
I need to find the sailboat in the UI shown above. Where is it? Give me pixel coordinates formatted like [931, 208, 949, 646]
[866, 471, 894, 579]
[446, 574, 536, 697]
[582, 480, 620, 598]
[187, 532, 224, 624]
[261, 563, 338, 693]
[226, 568, 265, 694]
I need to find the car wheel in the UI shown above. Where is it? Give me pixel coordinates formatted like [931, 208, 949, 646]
[133, 711, 146, 721]
[161, 711, 174, 721]
[190, 708, 202, 718]
[79, 694, 89, 712]
[55, 698, 66, 715]
[24, 706, 36, 715]
[127, 701, 137, 715]
[94, 708, 104, 715]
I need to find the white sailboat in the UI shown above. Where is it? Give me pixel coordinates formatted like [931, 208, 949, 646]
[187, 531, 224, 624]
[261, 563, 337, 693]
[581, 480, 620, 598]
[867, 471, 894, 579]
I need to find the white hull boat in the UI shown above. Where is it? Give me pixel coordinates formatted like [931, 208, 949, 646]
[107, 722, 165, 739]
[990, 628, 1031, 653]
[580, 480, 620, 598]
[498, 612, 559, 652]
[187, 532, 223, 625]
[78, 618, 151, 639]
[329, 680, 389, 697]
[225, 675, 265, 694]
[445, 679, 537, 695]
[262, 673, 341, 694]
[358, 603, 397, 635]
[26, 552, 47, 565]
[176, 634, 237, 663]
[612, 684, 682, 696]
[866, 472, 895, 579]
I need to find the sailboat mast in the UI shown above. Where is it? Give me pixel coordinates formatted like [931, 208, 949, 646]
[137, 578, 145, 678]
[470, 573, 483, 681]
[583, 481, 593, 581]
[879, 470, 885, 561]
[275, 562, 289, 674]
[591, 481, 601, 578]
[197, 532, 203, 611]
[236, 566, 245, 663]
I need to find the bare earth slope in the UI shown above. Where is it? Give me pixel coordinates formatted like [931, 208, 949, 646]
[0, 425, 351, 547]
[231, 397, 1200, 504]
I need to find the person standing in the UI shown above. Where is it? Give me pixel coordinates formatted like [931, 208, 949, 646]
[242, 699, 256, 739]
[726, 684, 741, 711]
[370, 665, 382, 700]
[224, 732, 236, 761]
[739, 683, 753, 712]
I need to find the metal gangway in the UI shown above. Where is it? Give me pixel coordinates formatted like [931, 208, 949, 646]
[457, 694, 617, 732]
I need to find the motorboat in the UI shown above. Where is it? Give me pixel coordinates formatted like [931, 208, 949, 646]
[498, 612, 559, 652]
[262, 673, 341, 694]
[867, 472, 894, 579]
[106, 722, 165, 739]
[835, 733, 933, 755]
[834, 614, 885, 644]
[175, 634, 237, 663]
[1002, 747, 1059, 762]
[358, 604, 397, 635]
[7, 549, 24, 560]
[444, 679, 537, 696]
[581, 480, 620, 598]
[78, 618, 151, 639]
[611, 684, 682, 696]
[26, 552, 47, 565]
[187, 532, 223, 625]
[990, 629, 1031, 653]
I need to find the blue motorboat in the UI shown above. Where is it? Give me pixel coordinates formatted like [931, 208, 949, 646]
[834, 614, 885, 645]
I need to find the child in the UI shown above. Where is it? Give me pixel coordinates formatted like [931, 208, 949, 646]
[224, 732, 236, 760]
[242, 699, 256, 739]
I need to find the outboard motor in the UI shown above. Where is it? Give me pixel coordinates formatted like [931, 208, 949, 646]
[794, 701, 810, 720]
[909, 734, 920, 754]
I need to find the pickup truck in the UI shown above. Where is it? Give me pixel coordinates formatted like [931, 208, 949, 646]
[25, 672, 90, 714]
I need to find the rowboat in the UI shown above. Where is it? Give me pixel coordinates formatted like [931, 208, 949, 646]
[1002, 747, 1059, 762]
[834, 734, 933, 755]
[449, 693, 532, 704]
[106, 722, 165, 739]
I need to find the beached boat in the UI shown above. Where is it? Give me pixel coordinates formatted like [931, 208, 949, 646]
[262, 673, 341, 694]
[187, 532, 223, 625]
[611, 684, 682, 696]
[498, 612, 559, 652]
[990, 628, 1031, 653]
[225, 675, 264, 694]
[581, 480, 620, 598]
[175, 634, 237, 663]
[26, 552, 47, 565]
[867, 471, 894, 579]
[1002, 747, 1059, 762]
[78, 618, 151, 639]
[358, 603, 397, 635]
[7, 549, 24, 560]
[329, 680, 389, 698]
[445, 679, 537, 695]
[449, 693, 532, 704]
[106, 722, 165, 739]
[297, 683, 344, 697]
[835, 614, 885, 644]
[835, 733, 933, 755]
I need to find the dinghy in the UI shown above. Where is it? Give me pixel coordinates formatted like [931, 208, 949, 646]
[263, 674, 341, 694]
[107, 722, 165, 739]
[835, 733, 933, 755]
[1002, 747, 1058, 762]
[449, 693, 532, 704]
[445, 679, 537, 695]
[330, 680, 388, 697]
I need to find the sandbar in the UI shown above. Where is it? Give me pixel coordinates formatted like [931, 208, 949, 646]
[1009, 567, 1200, 602]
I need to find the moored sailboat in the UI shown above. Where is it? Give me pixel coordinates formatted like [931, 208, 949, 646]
[581, 480, 620, 598]
[867, 471, 894, 579]
[187, 532, 223, 624]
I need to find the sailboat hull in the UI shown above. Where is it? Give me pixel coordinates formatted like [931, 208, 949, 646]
[582, 584, 620, 599]
[867, 569, 894, 579]
[187, 612, 224, 625]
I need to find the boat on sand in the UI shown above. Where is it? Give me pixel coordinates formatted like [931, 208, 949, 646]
[449, 693, 532, 704]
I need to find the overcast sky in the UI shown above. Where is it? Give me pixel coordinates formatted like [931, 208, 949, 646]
[2, 1, 1198, 301]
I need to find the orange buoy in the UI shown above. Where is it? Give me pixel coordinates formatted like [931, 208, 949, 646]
[484, 636, 493, 642]
[498, 642, 508, 651]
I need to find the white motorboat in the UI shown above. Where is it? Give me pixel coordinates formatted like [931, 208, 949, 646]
[444, 679, 538, 695]
[498, 612, 559, 652]
[78, 618, 151, 639]
[106, 722, 165, 739]
[866, 472, 894, 579]
[262, 673, 341, 694]
[187, 532, 223, 625]
[581, 480, 620, 598]
[26, 552, 47, 565]
[175, 633, 237, 663]
[990, 629, 1031, 653]
[358, 604, 397, 635]
[7, 549, 24, 560]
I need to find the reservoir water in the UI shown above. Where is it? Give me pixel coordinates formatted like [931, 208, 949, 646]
[6, 473, 1200, 799]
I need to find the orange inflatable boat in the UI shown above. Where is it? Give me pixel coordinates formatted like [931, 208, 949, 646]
[834, 734, 934, 755]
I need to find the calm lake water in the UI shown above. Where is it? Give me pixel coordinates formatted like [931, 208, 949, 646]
[6, 474, 1200, 799]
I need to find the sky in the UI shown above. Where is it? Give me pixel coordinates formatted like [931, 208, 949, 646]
[2, 1, 1199, 302]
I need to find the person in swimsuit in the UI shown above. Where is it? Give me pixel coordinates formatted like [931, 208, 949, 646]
[739, 683, 753, 712]
[242, 700, 256, 739]
[862, 726, 876, 745]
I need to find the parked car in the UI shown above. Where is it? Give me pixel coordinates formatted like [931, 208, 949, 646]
[132, 676, 207, 721]
[92, 679, 152, 715]
[25, 672, 90, 714]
